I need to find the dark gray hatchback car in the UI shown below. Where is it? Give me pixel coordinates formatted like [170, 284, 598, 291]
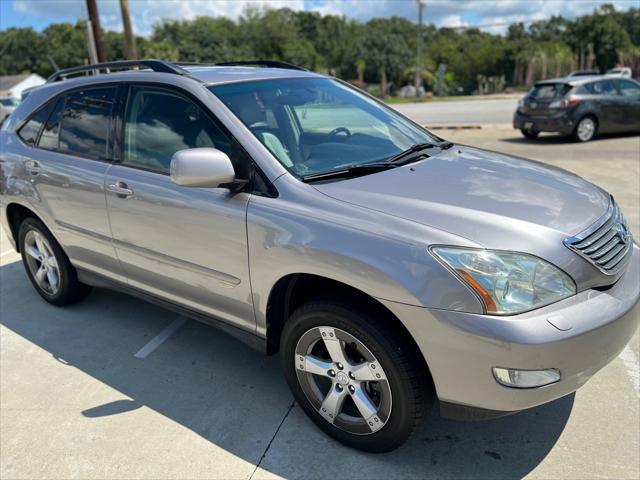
[514, 76, 640, 141]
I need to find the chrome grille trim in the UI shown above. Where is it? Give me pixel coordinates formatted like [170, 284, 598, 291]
[563, 197, 633, 275]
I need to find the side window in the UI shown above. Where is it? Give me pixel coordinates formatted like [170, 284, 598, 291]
[592, 80, 617, 95]
[38, 97, 65, 150]
[123, 86, 232, 173]
[59, 87, 116, 160]
[17, 101, 53, 146]
[617, 80, 640, 97]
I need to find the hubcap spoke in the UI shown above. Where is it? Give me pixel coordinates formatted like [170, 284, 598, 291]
[350, 361, 386, 382]
[297, 354, 333, 377]
[26, 245, 43, 261]
[318, 327, 349, 365]
[35, 266, 48, 285]
[46, 268, 59, 289]
[319, 385, 347, 423]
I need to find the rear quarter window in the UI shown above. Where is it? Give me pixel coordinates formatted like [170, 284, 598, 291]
[17, 102, 54, 146]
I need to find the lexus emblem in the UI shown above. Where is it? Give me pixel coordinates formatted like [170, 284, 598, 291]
[616, 222, 631, 245]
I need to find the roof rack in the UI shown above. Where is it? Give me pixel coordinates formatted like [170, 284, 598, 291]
[178, 60, 308, 71]
[46, 59, 191, 83]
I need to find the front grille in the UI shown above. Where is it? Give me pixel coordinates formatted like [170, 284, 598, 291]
[564, 197, 634, 275]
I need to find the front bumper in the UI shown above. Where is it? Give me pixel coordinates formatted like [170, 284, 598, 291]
[380, 245, 640, 416]
[513, 110, 575, 135]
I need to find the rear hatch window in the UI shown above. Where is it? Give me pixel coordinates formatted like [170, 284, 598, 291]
[524, 83, 572, 114]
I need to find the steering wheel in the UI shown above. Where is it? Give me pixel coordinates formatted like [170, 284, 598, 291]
[327, 127, 352, 141]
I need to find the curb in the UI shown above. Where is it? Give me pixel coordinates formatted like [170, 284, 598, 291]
[425, 125, 482, 130]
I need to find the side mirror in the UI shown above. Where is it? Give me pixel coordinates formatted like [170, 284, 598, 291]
[170, 148, 236, 188]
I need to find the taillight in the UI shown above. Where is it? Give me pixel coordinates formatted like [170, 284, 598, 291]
[550, 97, 580, 109]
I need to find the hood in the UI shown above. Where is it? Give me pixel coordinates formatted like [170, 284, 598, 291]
[313, 146, 612, 289]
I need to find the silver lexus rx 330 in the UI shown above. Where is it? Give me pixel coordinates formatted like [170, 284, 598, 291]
[1, 60, 638, 452]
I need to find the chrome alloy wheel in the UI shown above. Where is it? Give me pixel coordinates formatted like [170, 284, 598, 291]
[294, 326, 392, 435]
[24, 230, 60, 295]
[577, 117, 596, 141]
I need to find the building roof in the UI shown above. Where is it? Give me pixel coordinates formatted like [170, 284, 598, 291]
[0, 74, 31, 91]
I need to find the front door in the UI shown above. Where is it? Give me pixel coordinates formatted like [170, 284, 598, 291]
[105, 85, 254, 331]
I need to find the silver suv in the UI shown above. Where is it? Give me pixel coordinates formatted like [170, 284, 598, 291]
[1, 60, 638, 452]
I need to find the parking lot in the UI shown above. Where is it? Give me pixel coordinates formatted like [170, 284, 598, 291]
[1, 125, 639, 480]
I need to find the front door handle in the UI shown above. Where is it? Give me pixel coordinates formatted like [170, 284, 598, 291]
[24, 160, 41, 176]
[107, 181, 134, 198]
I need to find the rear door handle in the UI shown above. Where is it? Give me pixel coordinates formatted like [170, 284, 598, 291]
[107, 181, 134, 198]
[24, 160, 41, 176]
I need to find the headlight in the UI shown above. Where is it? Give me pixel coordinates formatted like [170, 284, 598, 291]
[430, 247, 576, 315]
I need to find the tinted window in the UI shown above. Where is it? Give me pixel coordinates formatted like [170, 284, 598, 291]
[18, 102, 53, 146]
[59, 87, 115, 160]
[591, 80, 617, 95]
[123, 87, 232, 173]
[38, 97, 65, 150]
[617, 80, 640, 97]
[529, 84, 571, 100]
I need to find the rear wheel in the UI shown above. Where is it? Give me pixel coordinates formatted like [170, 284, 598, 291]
[281, 299, 433, 452]
[572, 116, 597, 142]
[520, 128, 539, 139]
[19, 217, 91, 306]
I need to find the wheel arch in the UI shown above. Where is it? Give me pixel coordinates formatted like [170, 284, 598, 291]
[265, 273, 432, 379]
[4, 202, 63, 255]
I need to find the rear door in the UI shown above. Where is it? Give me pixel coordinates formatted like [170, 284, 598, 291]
[590, 79, 625, 132]
[15, 86, 124, 282]
[614, 79, 640, 131]
[105, 84, 255, 331]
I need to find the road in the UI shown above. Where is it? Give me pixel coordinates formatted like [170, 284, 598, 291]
[1, 128, 639, 479]
[392, 97, 519, 126]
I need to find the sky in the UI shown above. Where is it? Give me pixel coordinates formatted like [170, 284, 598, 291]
[0, 0, 638, 36]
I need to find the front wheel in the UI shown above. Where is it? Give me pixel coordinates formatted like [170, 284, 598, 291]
[281, 300, 433, 452]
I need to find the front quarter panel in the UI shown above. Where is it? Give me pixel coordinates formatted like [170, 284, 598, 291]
[248, 174, 484, 337]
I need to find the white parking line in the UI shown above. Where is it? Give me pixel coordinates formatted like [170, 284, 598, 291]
[134, 317, 187, 359]
[619, 345, 640, 396]
[1, 250, 15, 257]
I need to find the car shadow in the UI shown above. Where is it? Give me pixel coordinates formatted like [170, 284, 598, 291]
[0, 259, 573, 478]
[501, 130, 640, 145]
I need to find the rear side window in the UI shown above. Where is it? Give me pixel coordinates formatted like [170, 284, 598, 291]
[17, 102, 53, 146]
[38, 97, 65, 150]
[530, 84, 571, 99]
[59, 87, 116, 160]
[590, 80, 617, 95]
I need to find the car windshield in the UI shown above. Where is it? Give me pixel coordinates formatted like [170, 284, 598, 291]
[210, 78, 438, 178]
[529, 84, 572, 100]
[0, 98, 19, 107]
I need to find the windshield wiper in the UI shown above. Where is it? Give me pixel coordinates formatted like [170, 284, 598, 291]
[386, 141, 454, 164]
[301, 163, 397, 183]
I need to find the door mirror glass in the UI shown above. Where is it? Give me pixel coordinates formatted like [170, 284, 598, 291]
[170, 148, 236, 188]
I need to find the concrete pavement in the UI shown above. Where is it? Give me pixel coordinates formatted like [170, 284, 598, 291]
[1, 127, 639, 479]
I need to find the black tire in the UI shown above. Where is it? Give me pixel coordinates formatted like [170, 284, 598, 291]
[18, 217, 91, 306]
[572, 115, 598, 142]
[281, 299, 434, 453]
[520, 128, 539, 139]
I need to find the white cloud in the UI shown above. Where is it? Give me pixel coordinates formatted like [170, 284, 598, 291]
[11, 0, 639, 37]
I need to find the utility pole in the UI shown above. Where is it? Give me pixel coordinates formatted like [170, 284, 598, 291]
[86, 0, 105, 63]
[119, 0, 138, 60]
[415, 0, 425, 97]
[85, 20, 99, 64]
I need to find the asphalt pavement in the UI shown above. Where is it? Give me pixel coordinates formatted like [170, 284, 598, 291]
[1, 125, 639, 480]
[392, 97, 519, 126]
